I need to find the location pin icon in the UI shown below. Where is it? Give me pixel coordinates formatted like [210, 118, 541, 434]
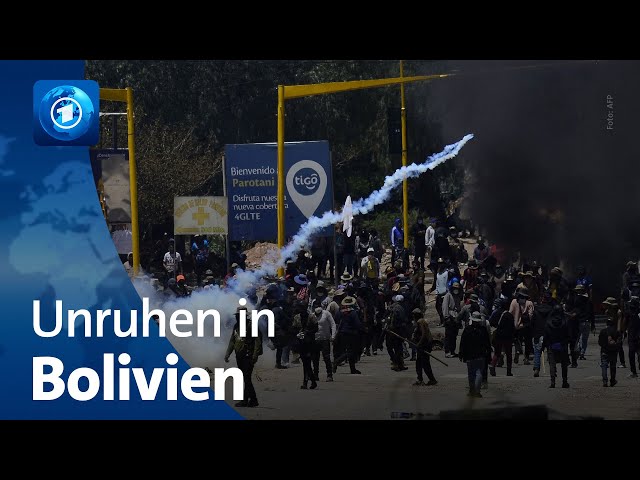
[286, 160, 328, 218]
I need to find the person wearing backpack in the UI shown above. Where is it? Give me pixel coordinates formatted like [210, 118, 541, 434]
[224, 306, 263, 408]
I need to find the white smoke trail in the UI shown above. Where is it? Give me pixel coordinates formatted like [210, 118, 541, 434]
[271, 133, 474, 271]
[134, 133, 473, 369]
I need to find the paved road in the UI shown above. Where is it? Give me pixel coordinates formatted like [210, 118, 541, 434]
[219, 311, 640, 420]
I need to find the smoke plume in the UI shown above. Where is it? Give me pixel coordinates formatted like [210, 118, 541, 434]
[428, 60, 640, 296]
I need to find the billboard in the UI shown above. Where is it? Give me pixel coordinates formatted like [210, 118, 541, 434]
[89, 149, 131, 224]
[174, 196, 228, 235]
[224, 141, 333, 241]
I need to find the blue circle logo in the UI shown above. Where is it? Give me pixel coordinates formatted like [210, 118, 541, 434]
[39, 85, 95, 142]
[293, 167, 320, 195]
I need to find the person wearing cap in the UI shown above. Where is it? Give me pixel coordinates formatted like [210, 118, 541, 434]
[510, 288, 534, 365]
[489, 297, 516, 377]
[175, 274, 191, 297]
[162, 239, 182, 285]
[542, 302, 571, 388]
[459, 310, 492, 398]
[625, 296, 640, 378]
[312, 306, 336, 381]
[566, 284, 593, 367]
[473, 236, 489, 264]
[599, 297, 623, 386]
[411, 217, 428, 271]
[332, 296, 363, 375]
[442, 281, 463, 358]
[387, 295, 409, 371]
[224, 306, 263, 407]
[430, 258, 451, 327]
[360, 247, 380, 284]
[410, 308, 437, 386]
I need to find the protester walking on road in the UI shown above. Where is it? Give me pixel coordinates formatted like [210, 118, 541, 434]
[459, 311, 492, 398]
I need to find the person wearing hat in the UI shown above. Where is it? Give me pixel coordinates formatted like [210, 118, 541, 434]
[517, 271, 539, 304]
[162, 238, 182, 285]
[224, 306, 263, 407]
[387, 295, 409, 371]
[457, 293, 482, 329]
[429, 258, 451, 327]
[340, 272, 354, 285]
[360, 247, 380, 284]
[459, 310, 492, 398]
[293, 274, 310, 303]
[309, 282, 328, 312]
[332, 296, 363, 375]
[542, 302, 571, 388]
[311, 306, 336, 382]
[567, 284, 594, 366]
[625, 296, 640, 378]
[410, 308, 437, 386]
[510, 288, 534, 365]
[328, 288, 346, 322]
[410, 217, 428, 271]
[548, 267, 569, 304]
[442, 281, 463, 358]
[599, 297, 624, 386]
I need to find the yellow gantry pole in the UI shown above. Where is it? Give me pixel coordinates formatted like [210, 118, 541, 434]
[275, 72, 452, 264]
[277, 85, 286, 277]
[126, 87, 140, 276]
[99, 87, 140, 276]
[400, 60, 409, 250]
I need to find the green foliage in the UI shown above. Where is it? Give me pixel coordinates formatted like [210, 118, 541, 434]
[85, 60, 465, 243]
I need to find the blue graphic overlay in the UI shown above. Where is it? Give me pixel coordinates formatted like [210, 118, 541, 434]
[0, 61, 241, 419]
[33, 80, 99, 146]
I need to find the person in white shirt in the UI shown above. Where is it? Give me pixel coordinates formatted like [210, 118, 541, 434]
[425, 220, 435, 267]
[163, 239, 182, 284]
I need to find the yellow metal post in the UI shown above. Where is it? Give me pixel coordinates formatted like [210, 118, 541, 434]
[400, 61, 409, 249]
[126, 87, 140, 276]
[277, 85, 286, 276]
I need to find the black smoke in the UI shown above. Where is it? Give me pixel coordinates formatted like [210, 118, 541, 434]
[426, 60, 640, 297]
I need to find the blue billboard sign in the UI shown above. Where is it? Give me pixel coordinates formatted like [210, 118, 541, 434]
[224, 141, 334, 241]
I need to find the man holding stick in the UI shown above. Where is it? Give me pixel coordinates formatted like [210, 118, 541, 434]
[411, 308, 438, 386]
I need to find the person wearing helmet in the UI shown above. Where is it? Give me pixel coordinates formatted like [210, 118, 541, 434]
[442, 281, 463, 358]
[224, 306, 263, 407]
